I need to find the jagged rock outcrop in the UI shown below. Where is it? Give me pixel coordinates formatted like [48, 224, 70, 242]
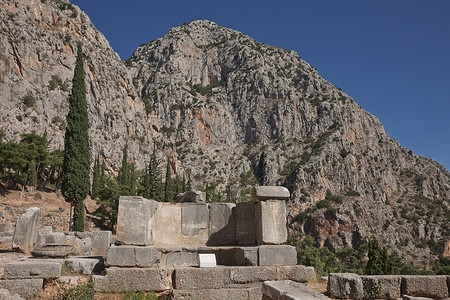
[0, 0, 154, 171]
[126, 20, 450, 263]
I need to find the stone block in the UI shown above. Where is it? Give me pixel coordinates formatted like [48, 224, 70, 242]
[172, 288, 249, 300]
[57, 276, 90, 287]
[276, 265, 316, 283]
[401, 275, 449, 299]
[107, 245, 135, 267]
[155, 203, 182, 245]
[402, 296, 435, 300]
[255, 200, 287, 245]
[252, 186, 290, 201]
[181, 203, 209, 245]
[258, 245, 297, 266]
[0, 288, 23, 300]
[62, 257, 104, 275]
[230, 265, 313, 284]
[12, 207, 40, 253]
[0, 279, 43, 299]
[208, 203, 236, 246]
[32, 244, 73, 257]
[42, 232, 66, 245]
[234, 247, 259, 266]
[76, 231, 111, 258]
[236, 202, 256, 246]
[165, 248, 198, 266]
[135, 246, 161, 267]
[327, 273, 363, 300]
[93, 267, 173, 292]
[65, 235, 92, 256]
[173, 267, 231, 289]
[4, 260, 61, 279]
[116, 196, 157, 246]
[262, 280, 331, 300]
[361, 275, 401, 299]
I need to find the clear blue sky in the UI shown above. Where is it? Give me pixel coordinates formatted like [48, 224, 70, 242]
[72, 0, 450, 171]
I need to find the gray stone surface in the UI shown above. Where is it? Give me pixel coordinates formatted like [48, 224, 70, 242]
[31, 244, 73, 257]
[0, 279, 43, 299]
[181, 203, 209, 236]
[12, 207, 40, 253]
[173, 267, 231, 289]
[230, 265, 314, 284]
[176, 190, 206, 203]
[40, 232, 66, 245]
[327, 273, 363, 300]
[65, 235, 92, 256]
[255, 200, 287, 245]
[76, 231, 111, 258]
[208, 203, 236, 246]
[401, 275, 449, 299]
[252, 186, 290, 201]
[62, 257, 104, 275]
[258, 245, 297, 266]
[262, 280, 331, 300]
[361, 275, 401, 299]
[172, 288, 250, 300]
[155, 203, 182, 245]
[4, 260, 61, 279]
[107, 245, 136, 267]
[0, 288, 24, 300]
[165, 249, 198, 266]
[116, 196, 157, 246]
[93, 267, 173, 292]
[236, 202, 256, 246]
[234, 247, 259, 266]
[135, 246, 161, 267]
[402, 296, 434, 300]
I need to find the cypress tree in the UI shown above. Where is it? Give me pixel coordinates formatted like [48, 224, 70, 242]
[118, 145, 129, 186]
[164, 158, 172, 202]
[61, 43, 90, 232]
[140, 146, 162, 201]
[91, 154, 101, 199]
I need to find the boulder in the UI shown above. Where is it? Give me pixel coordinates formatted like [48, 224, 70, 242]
[12, 207, 40, 253]
[176, 190, 206, 203]
[251, 186, 290, 201]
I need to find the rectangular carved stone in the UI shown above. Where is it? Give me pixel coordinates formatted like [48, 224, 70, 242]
[234, 247, 259, 266]
[62, 257, 104, 275]
[327, 273, 363, 300]
[116, 196, 157, 246]
[252, 186, 290, 201]
[173, 267, 231, 289]
[230, 265, 314, 284]
[181, 203, 209, 245]
[361, 275, 401, 299]
[255, 200, 287, 245]
[4, 260, 61, 279]
[135, 246, 161, 267]
[262, 280, 330, 300]
[93, 267, 173, 293]
[401, 275, 449, 299]
[155, 203, 182, 245]
[208, 203, 236, 246]
[107, 245, 135, 267]
[172, 288, 250, 300]
[12, 207, 40, 254]
[258, 245, 297, 266]
[76, 231, 111, 258]
[236, 202, 256, 246]
[0, 279, 43, 299]
[164, 249, 198, 266]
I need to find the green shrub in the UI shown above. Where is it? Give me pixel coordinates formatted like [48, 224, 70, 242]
[316, 199, 331, 209]
[124, 291, 158, 300]
[346, 190, 360, 197]
[62, 283, 94, 300]
[21, 93, 36, 107]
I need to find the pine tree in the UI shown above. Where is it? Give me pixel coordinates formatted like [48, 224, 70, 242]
[61, 43, 90, 232]
[164, 158, 173, 202]
[365, 237, 394, 275]
[91, 154, 101, 199]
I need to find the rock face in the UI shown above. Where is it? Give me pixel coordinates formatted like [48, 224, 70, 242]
[1, 0, 449, 264]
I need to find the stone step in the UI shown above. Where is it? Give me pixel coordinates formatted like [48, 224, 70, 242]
[262, 280, 330, 300]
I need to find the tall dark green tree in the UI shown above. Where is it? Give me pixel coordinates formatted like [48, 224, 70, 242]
[139, 146, 162, 201]
[365, 237, 395, 275]
[164, 158, 173, 202]
[61, 43, 90, 232]
[91, 154, 101, 199]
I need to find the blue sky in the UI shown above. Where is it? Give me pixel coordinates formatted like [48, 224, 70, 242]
[72, 0, 450, 171]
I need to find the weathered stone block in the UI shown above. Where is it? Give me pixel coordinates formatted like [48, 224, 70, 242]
[176, 190, 206, 203]
[236, 202, 256, 246]
[327, 273, 363, 300]
[181, 203, 209, 245]
[401, 275, 449, 299]
[41, 232, 66, 245]
[234, 247, 259, 266]
[258, 245, 297, 266]
[230, 265, 313, 284]
[4, 260, 61, 279]
[155, 203, 182, 245]
[116, 196, 157, 246]
[107, 245, 135, 267]
[0, 288, 22, 300]
[62, 257, 104, 275]
[276, 265, 316, 283]
[64, 234, 92, 256]
[172, 288, 250, 300]
[12, 207, 40, 253]
[0, 279, 43, 299]
[173, 267, 231, 289]
[252, 186, 290, 201]
[255, 200, 287, 245]
[361, 275, 401, 299]
[76, 231, 111, 258]
[208, 203, 236, 246]
[135, 246, 161, 267]
[93, 267, 173, 292]
[262, 280, 331, 300]
[165, 248, 198, 266]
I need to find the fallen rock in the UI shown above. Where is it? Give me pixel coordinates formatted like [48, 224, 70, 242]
[176, 190, 206, 203]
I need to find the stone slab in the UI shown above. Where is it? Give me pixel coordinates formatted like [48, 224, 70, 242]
[40, 232, 66, 245]
[165, 249, 198, 266]
[155, 203, 182, 245]
[327, 273, 363, 300]
[262, 280, 331, 300]
[173, 267, 231, 289]
[0, 279, 43, 299]
[208, 203, 236, 246]
[401, 275, 449, 299]
[12, 207, 40, 254]
[0, 288, 23, 300]
[361, 275, 401, 299]
[172, 288, 251, 300]
[93, 267, 173, 293]
[62, 256, 104, 275]
[252, 186, 290, 201]
[116, 196, 157, 246]
[181, 203, 209, 245]
[76, 231, 111, 258]
[31, 244, 73, 257]
[258, 245, 297, 266]
[135, 246, 161, 267]
[234, 247, 259, 266]
[236, 202, 256, 246]
[107, 245, 135, 267]
[255, 200, 287, 245]
[230, 265, 314, 284]
[4, 260, 61, 279]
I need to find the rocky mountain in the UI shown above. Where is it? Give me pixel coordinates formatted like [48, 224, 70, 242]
[1, 0, 448, 266]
